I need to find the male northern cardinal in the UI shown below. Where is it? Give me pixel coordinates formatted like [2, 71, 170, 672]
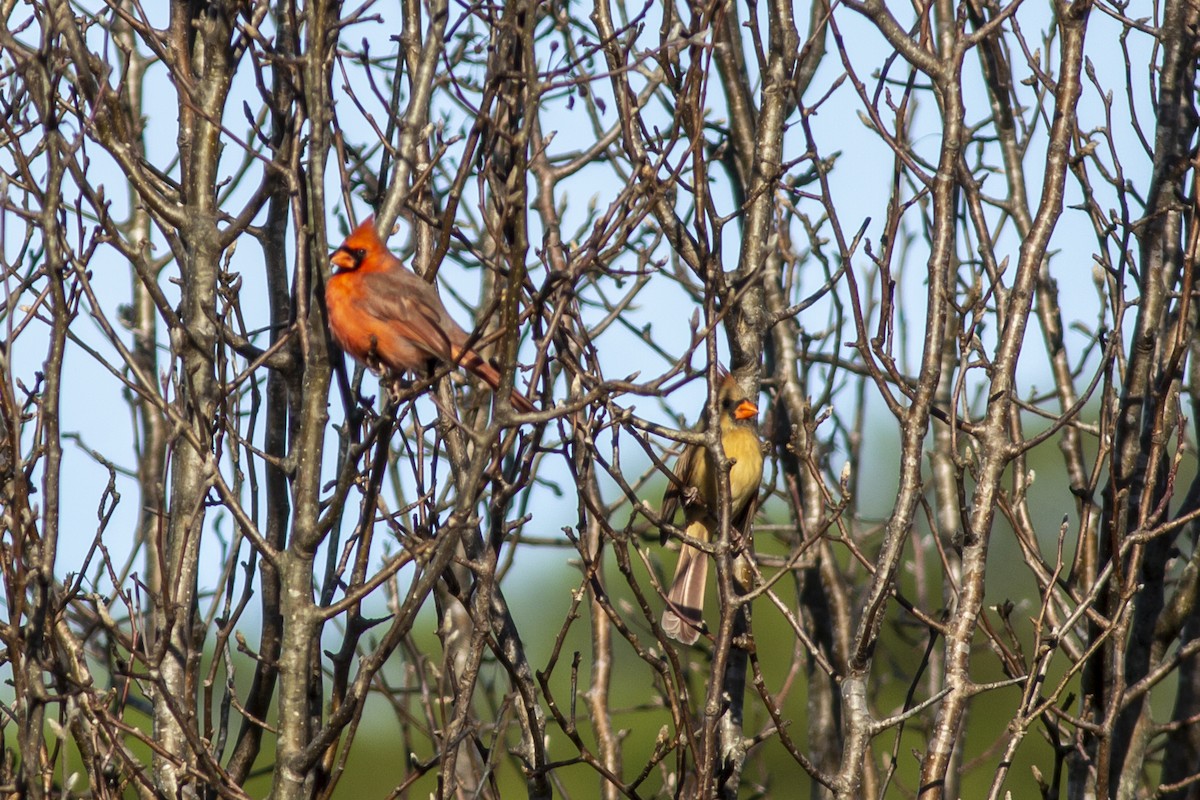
[325, 217, 535, 413]
[660, 371, 764, 644]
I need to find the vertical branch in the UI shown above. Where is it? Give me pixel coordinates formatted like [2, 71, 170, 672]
[20, 118, 70, 800]
[475, 3, 551, 796]
[226, 2, 301, 780]
[112, 10, 169, 612]
[528, 105, 621, 797]
[832, 12, 955, 799]
[710, 0, 799, 794]
[1101, 3, 1200, 797]
[273, 0, 340, 797]
[920, 2, 1089, 795]
[379, 0, 447, 261]
[0, 13, 74, 797]
[150, 3, 241, 790]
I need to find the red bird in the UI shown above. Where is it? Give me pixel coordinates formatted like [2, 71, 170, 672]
[325, 217, 535, 413]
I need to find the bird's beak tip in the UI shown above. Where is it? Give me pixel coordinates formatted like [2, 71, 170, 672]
[734, 400, 758, 421]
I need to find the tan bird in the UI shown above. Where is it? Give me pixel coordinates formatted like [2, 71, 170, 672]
[660, 372, 764, 644]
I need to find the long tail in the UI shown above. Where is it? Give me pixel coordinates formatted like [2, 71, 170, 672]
[455, 349, 537, 414]
[661, 521, 710, 644]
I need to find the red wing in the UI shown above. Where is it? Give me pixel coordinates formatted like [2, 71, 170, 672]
[357, 270, 467, 361]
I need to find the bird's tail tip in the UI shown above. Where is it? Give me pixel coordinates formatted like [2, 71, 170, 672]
[661, 606, 703, 645]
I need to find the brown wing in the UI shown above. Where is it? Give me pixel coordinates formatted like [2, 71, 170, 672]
[357, 269, 469, 362]
[660, 442, 701, 544]
[354, 269, 536, 412]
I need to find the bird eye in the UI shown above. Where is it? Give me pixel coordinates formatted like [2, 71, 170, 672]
[351, 248, 367, 264]
[721, 398, 732, 410]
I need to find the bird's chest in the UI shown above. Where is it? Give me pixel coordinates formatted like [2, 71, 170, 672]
[728, 443, 763, 501]
[325, 276, 370, 353]
[695, 429, 762, 512]
[326, 276, 419, 372]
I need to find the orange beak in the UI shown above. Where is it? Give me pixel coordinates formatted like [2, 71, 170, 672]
[330, 247, 356, 271]
[733, 400, 758, 421]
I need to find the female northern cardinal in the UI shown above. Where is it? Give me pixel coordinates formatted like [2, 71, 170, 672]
[325, 217, 535, 413]
[660, 372, 764, 644]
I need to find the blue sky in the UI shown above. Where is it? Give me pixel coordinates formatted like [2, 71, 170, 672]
[0, 1, 1160, 625]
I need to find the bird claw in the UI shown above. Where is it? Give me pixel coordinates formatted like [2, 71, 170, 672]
[731, 526, 752, 554]
[379, 373, 419, 405]
[385, 379, 403, 404]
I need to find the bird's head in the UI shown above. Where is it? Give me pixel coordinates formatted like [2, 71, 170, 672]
[715, 372, 758, 431]
[330, 216, 384, 272]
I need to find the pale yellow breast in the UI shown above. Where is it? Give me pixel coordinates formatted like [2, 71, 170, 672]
[724, 426, 763, 513]
[691, 426, 763, 519]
